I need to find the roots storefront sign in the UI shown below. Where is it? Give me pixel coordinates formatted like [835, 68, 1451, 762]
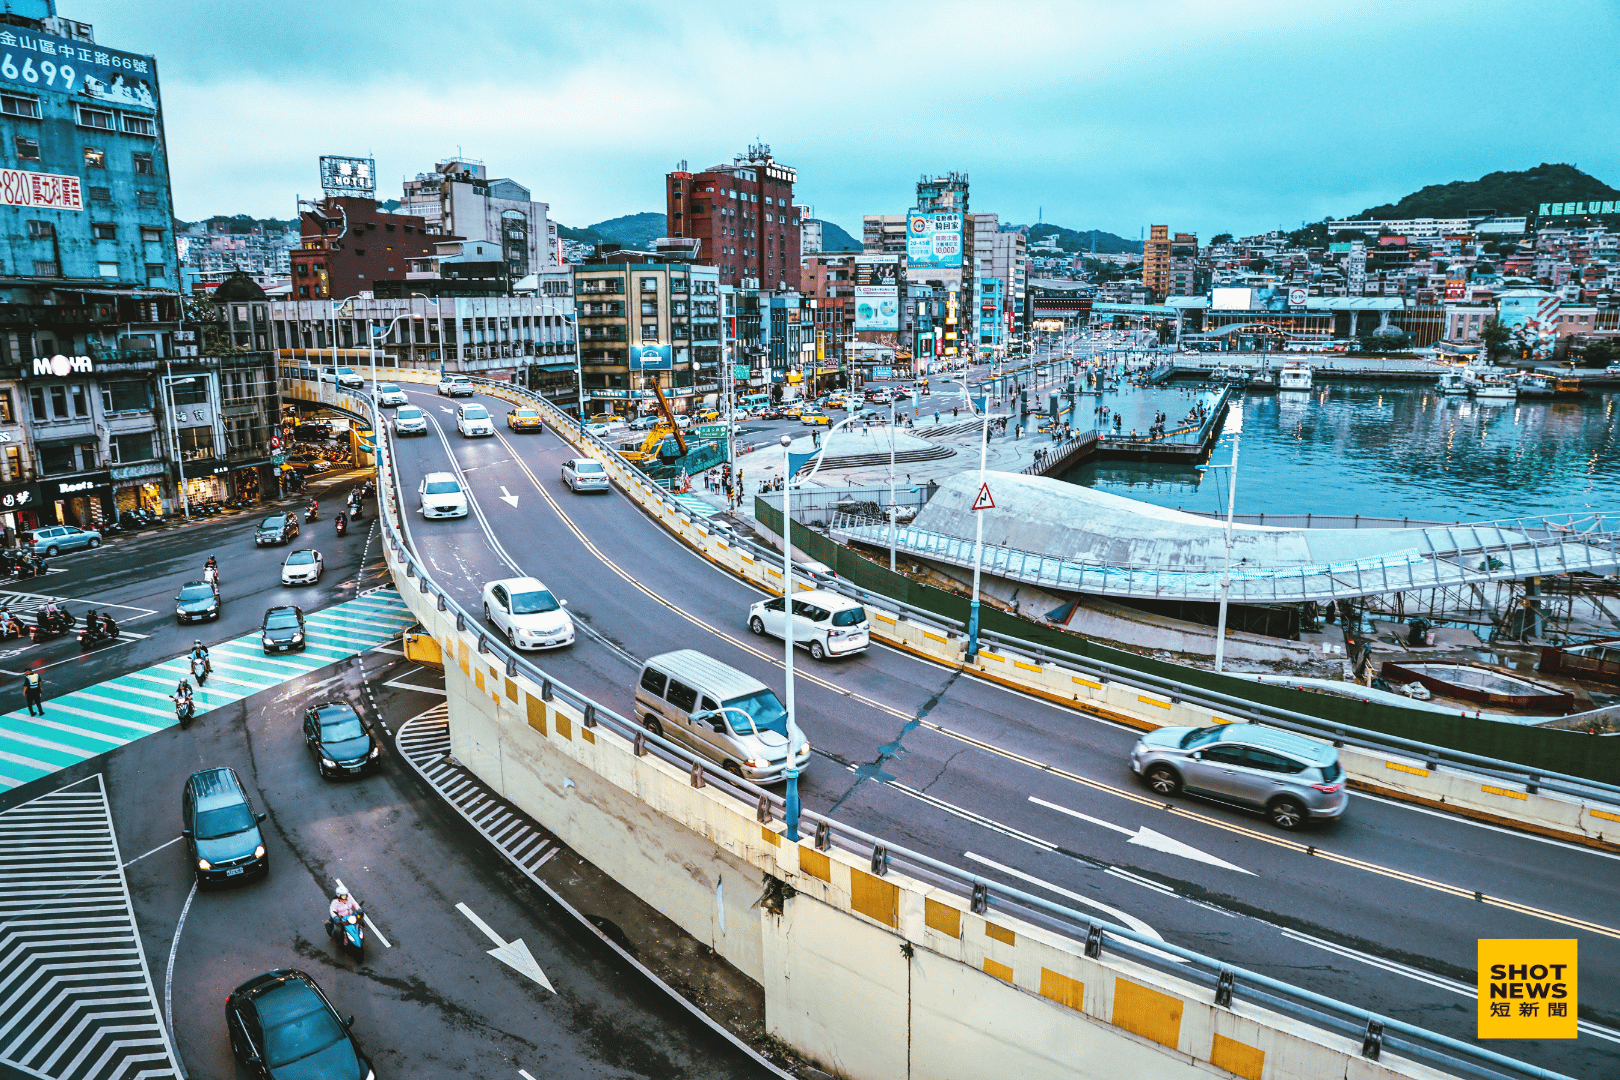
[42, 472, 112, 529]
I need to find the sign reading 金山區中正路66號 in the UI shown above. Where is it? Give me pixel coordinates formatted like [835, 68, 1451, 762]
[0, 30, 157, 110]
[631, 344, 672, 371]
[1478, 939, 1577, 1039]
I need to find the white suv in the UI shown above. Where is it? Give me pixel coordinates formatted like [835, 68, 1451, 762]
[456, 403, 495, 437]
[747, 588, 870, 660]
[438, 376, 474, 397]
[418, 472, 469, 518]
[393, 405, 428, 436]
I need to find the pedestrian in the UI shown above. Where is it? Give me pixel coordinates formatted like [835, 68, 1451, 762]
[23, 667, 42, 716]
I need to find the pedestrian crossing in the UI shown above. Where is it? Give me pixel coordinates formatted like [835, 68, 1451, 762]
[0, 587, 417, 794]
[396, 705, 563, 877]
[668, 493, 722, 518]
[0, 773, 182, 1080]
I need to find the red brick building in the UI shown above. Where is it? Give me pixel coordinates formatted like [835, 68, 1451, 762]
[665, 145, 800, 291]
[800, 253, 855, 364]
[291, 197, 443, 300]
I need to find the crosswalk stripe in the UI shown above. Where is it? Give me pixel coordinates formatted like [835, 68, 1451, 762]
[0, 588, 416, 793]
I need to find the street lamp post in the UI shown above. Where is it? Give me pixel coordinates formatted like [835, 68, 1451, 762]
[370, 312, 424, 394]
[1209, 433, 1242, 673]
[778, 433, 804, 841]
[162, 363, 196, 520]
[953, 377, 991, 660]
[887, 393, 897, 571]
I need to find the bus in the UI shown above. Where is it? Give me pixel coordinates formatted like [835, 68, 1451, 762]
[740, 393, 771, 414]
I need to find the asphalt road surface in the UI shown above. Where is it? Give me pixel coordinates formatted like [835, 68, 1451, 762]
[388, 382, 1619, 1079]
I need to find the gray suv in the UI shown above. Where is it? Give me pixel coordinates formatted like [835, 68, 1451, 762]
[1130, 724, 1347, 830]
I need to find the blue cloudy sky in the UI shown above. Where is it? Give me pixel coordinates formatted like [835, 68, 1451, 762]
[79, 0, 1619, 239]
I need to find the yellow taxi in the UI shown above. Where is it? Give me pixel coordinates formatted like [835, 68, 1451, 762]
[781, 406, 804, 419]
[801, 413, 832, 426]
[701, 409, 721, 421]
[506, 407, 544, 431]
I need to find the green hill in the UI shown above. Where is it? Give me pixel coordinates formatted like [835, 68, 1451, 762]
[814, 219, 861, 252]
[1012, 224, 1141, 255]
[1353, 163, 1619, 220]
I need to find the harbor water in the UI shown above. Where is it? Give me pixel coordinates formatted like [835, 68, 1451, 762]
[1061, 383, 1620, 522]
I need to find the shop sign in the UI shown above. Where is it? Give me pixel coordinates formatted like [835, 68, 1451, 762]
[0, 480, 38, 509]
[111, 462, 165, 481]
[205, 464, 231, 476]
[48, 472, 111, 497]
[31, 354, 93, 377]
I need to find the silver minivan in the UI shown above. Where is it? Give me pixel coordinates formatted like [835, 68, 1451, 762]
[634, 650, 810, 783]
[1130, 723, 1348, 830]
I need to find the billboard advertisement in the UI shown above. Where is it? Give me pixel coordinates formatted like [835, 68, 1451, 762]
[906, 211, 962, 269]
[854, 287, 899, 331]
[320, 155, 376, 198]
[630, 343, 672, 370]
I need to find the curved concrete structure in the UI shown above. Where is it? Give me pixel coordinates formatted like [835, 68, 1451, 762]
[835, 472, 1620, 603]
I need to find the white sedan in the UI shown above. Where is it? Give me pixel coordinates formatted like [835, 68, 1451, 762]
[281, 548, 324, 585]
[481, 576, 575, 650]
[561, 458, 609, 492]
[456, 403, 495, 437]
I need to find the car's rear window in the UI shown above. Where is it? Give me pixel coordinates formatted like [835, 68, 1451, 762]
[831, 606, 866, 627]
[424, 481, 461, 494]
[257, 983, 346, 1068]
[575, 462, 604, 474]
[1320, 760, 1342, 783]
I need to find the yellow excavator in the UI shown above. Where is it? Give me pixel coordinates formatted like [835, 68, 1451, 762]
[618, 380, 689, 465]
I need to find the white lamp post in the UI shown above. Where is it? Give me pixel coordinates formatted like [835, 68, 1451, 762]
[162, 364, 196, 520]
[1206, 433, 1242, 673]
[371, 312, 424, 395]
[954, 377, 991, 659]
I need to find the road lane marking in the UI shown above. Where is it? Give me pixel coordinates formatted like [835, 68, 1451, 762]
[1030, 795, 1254, 874]
[962, 851, 1178, 955]
[455, 902, 554, 992]
[435, 398, 1620, 946]
[123, 834, 184, 869]
[164, 878, 197, 1051]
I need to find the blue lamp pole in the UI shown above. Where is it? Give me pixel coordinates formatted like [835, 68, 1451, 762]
[957, 378, 991, 660]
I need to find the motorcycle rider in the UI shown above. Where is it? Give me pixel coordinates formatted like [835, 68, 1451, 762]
[335, 509, 347, 535]
[172, 680, 194, 722]
[327, 889, 360, 936]
[189, 641, 210, 684]
[98, 611, 117, 637]
[38, 600, 65, 630]
[306, 498, 319, 521]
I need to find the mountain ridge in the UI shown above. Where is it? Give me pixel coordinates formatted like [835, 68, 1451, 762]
[1352, 163, 1619, 220]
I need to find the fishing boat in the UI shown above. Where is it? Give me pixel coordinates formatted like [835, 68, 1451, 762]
[1277, 359, 1313, 391]
[1471, 375, 1517, 401]
[1435, 369, 1468, 395]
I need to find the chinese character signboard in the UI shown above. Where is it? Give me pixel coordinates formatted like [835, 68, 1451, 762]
[0, 30, 156, 109]
[0, 168, 81, 210]
[906, 212, 962, 269]
[1478, 939, 1576, 1039]
[320, 156, 376, 199]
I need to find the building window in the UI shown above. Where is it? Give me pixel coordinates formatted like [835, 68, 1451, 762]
[71, 384, 89, 418]
[48, 385, 68, 419]
[140, 226, 162, 243]
[1, 93, 39, 118]
[132, 151, 154, 174]
[39, 444, 75, 474]
[109, 431, 155, 464]
[14, 134, 38, 161]
[641, 323, 658, 341]
[102, 381, 150, 413]
[27, 220, 53, 239]
[75, 104, 114, 130]
[145, 263, 166, 283]
[88, 186, 111, 203]
[97, 261, 119, 278]
[0, 390, 10, 424]
[84, 146, 105, 168]
[4, 446, 20, 481]
[122, 113, 154, 136]
[136, 191, 158, 207]
[32, 260, 57, 277]
[91, 222, 116, 240]
[640, 276, 658, 293]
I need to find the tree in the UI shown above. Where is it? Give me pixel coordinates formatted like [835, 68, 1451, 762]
[1358, 328, 1412, 353]
[1285, 221, 1327, 248]
[1155, 320, 1173, 344]
[770, 381, 783, 405]
[1479, 316, 1511, 362]
[1247, 257, 1270, 273]
[1211, 233, 1234, 245]
[1579, 338, 1620, 368]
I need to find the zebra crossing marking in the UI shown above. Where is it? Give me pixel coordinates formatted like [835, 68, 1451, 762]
[668, 493, 722, 518]
[0, 588, 417, 794]
[0, 773, 182, 1080]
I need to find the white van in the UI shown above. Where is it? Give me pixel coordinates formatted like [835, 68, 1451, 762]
[747, 588, 869, 660]
[634, 650, 811, 783]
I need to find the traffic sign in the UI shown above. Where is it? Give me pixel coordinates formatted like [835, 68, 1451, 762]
[972, 483, 995, 511]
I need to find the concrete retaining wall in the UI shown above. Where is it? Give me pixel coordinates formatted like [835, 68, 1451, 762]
[369, 377, 1469, 1080]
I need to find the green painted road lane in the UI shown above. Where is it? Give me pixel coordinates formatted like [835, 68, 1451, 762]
[0, 587, 415, 792]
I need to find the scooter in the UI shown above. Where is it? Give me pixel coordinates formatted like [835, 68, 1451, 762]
[0, 610, 25, 641]
[326, 908, 365, 961]
[190, 653, 210, 686]
[305, 504, 318, 522]
[78, 620, 121, 650]
[28, 609, 75, 643]
[335, 516, 347, 538]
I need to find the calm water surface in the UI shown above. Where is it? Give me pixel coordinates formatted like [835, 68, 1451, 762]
[1063, 384, 1620, 522]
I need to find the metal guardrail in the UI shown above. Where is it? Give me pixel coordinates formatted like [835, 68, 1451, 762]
[362, 375, 1577, 1080]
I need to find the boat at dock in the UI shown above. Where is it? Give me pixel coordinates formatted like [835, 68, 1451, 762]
[1518, 372, 1586, 399]
[1435, 369, 1468, 395]
[1472, 375, 1517, 401]
[1277, 360, 1313, 391]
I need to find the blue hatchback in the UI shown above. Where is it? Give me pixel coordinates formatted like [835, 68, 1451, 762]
[25, 525, 102, 556]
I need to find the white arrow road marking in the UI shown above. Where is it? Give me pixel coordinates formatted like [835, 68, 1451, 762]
[456, 901, 555, 993]
[441, 406, 454, 413]
[334, 876, 392, 948]
[1029, 796, 1254, 875]
[499, 486, 519, 508]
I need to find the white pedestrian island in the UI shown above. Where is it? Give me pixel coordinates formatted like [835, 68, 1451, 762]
[0, 774, 183, 1080]
[0, 587, 417, 794]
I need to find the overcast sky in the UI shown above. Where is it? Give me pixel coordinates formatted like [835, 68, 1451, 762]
[78, 0, 1619, 240]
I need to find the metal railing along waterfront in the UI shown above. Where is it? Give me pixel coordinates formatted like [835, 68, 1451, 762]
[354, 374, 1581, 1080]
[826, 513, 1620, 606]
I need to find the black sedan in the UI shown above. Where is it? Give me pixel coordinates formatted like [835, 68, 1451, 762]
[261, 605, 306, 653]
[175, 580, 220, 623]
[226, 969, 372, 1079]
[256, 513, 300, 547]
[303, 702, 379, 778]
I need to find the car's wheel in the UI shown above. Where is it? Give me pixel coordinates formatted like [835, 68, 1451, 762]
[723, 761, 744, 777]
[1144, 765, 1181, 797]
[484, 603, 492, 622]
[809, 640, 826, 661]
[643, 715, 663, 737]
[749, 616, 765, 635]
[46, 546, 58, 557]
[1268, 797, 1306, 831]
[88, 538, 100, 548]
[507, 625, 518, 649]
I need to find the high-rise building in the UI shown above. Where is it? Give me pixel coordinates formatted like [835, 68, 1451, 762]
[0, 2, 244, 529]
[402, 159, 558, 279]
[863, 214, 907, 255]
[1143, 225, 1171, 298]
[972, 214, 1028, 343]
[800, 254, 855, 367]
[292, 197, 439, 301]
[909, 173, 972, 360]
[1168, 232, 1199, 296]
[798, 206, 821, 254]
[665, 145, 800, 291]
[574, 252, 721, 416]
